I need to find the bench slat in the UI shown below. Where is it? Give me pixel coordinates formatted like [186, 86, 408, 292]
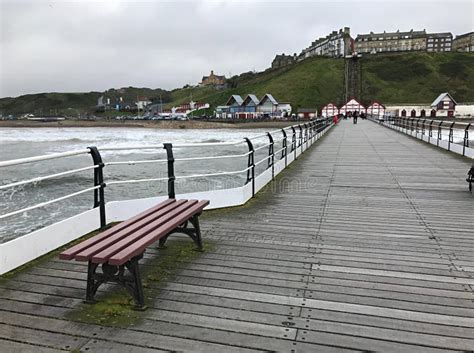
[74, 200, 194, 262]
[90, 200, 201, 264]
[107, 200, 209, 266]
[59, 199, 176, 260]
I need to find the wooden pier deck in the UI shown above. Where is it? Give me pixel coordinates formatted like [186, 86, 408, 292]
[1, 120, 473, 352]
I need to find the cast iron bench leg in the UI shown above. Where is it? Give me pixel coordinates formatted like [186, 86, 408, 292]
[158, 214, 203, 251]
[85, 262, 101, 304]
[84, 255, 146, 310]
[124, 255, 146, 310]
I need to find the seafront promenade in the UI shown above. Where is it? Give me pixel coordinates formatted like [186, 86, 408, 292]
[0, 120, 473, 352]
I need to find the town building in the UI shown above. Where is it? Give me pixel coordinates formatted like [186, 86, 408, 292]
[431, 92, 457, 118]
[355, 29, 427, 54]
[237, 94, 260, 119]
[367, 102, 386, 118]
[300, 28, 352, 59]
[320, 103, 339, 117]
[225, 95, 244, 116]
[277, 102, 292, 117]
[426, 32, 453, 52]
[257, 94, 279, 116]
[135, 97, 152, 111]
[215, 106, 230, 119]
[271, 54, 297, 69]
[217, 94, 291, 119]
[339, 98, 366, 115]
[453, 32, 474, 52]
[297, 108, 317, 120]
[201, 70, 226, 86]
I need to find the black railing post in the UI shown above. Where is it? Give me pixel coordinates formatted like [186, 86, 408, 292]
[304, 123, 309, 149]
[463, 124, 471, 156]
[298, 125, 303, 152]
[421, 119, 426, 136]
[291, 126, 296, 156]
[244, 138, 255, 197]
[163, 143, 175, 199]
[266, 132, 275, 179]
[437, 121, 443, 147]
[429, 120, 434, 140]
[448, 122, 455, 151]
[281, 129, 288, 168]
[88, 146, 106, 228]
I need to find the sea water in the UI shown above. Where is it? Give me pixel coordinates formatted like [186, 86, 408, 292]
[0, 127, 276, 242]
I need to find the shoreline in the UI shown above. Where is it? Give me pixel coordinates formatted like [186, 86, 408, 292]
[0, 119, 300, 129]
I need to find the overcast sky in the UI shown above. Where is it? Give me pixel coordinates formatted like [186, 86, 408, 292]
[0, 0, 472, 98]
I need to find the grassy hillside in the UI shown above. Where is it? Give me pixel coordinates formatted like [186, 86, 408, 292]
[361, 52, 474, 104]
[168, 56, 345, 110]
[0, 87, 170, 116]
[1, 52, 472, 116]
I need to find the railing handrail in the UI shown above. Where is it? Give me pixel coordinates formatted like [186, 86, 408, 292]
[0, 149, 90, 168]
[0, 118, 333, 226]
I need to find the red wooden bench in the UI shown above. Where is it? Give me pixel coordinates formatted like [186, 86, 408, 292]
[59, 198, 209, 309]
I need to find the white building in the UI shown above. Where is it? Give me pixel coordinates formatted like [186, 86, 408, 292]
[300, 28, 352, 59]
[367, 102, 386, 118]
[339, 98, 366, 115]
[321, 103, 339, 117]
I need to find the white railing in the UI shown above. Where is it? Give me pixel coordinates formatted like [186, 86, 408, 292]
[0, 118, 334, 274]
[369, 115, 474, 159]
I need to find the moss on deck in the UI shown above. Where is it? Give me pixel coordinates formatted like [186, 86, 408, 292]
[66, 238, 214, 327]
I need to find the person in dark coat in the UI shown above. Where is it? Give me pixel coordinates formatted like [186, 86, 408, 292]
[353, 111, 358, 124]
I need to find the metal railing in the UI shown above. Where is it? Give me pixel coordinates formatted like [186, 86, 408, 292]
[369, 115, 472, 157]
[0, 118, 332, 231]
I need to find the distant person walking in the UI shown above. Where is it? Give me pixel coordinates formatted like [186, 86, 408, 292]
[333, 114, 339, 125]
[353, 111, 358, 124]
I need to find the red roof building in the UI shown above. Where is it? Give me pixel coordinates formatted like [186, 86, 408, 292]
[321, 102, 339, 117]
[367, 101, 386, 117]
[339, 98, 366, 115]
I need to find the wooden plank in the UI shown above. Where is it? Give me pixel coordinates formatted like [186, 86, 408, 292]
[2, 120, 474, 351]
[59, 198, 177, 260]
[75, 199, 196, 262]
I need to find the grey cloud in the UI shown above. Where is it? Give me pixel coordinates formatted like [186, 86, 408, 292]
[1, 0, 472, 97]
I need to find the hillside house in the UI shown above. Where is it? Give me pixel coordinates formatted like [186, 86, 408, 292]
[339, 98, 366, 115]
[453, 32, 474, 52]
[271, 54, 297, 69]
[201, 70, 226, 86]
[321, 103, 339, 117]
[300, 28, 352, 59]
[426, 32, 453, 52]
[355, 29, 427, 54]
